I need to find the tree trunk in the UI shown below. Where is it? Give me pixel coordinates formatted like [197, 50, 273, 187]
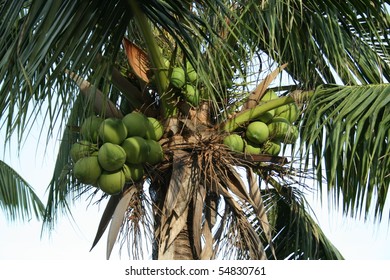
[158, 222, 195, 260]
[152, 107, 215, 260]
[151, 148, 197, 260]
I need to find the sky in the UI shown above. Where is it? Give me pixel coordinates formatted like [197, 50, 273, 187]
[0, 113, 389, 260]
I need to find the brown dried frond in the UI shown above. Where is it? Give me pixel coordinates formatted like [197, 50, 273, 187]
[142, 117, 300, 260]
[119, 186, 154, 260]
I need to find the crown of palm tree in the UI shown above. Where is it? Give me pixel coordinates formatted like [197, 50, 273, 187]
[0, 0, 389, 259]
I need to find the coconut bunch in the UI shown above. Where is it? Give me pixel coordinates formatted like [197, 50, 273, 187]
[223, 90, 299, 156]
[70, 111, 164, 195]
[168, 59, 200, 106]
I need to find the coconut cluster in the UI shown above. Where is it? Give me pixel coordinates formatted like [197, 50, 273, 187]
[223, 90, 299, 156]
[71, 111, 164, 195]
[169, 60, 200, 106]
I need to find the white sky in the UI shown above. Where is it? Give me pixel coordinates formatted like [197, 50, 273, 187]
[0, 113, 389, 260]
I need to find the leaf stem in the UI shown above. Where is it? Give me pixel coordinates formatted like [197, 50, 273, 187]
[222, 91, 314, 132]
[127, 0, 175, 117]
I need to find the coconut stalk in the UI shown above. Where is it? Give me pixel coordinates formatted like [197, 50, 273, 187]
[222, 90, 313, 133]
[127, 0, 175, 117]
[66, 70, 123, 119]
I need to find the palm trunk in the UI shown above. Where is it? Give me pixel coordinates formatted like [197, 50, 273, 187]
[157, 221, 195, 260]
[151, 148, 197, 260]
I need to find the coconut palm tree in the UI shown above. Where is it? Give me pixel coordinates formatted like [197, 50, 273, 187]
[0, 0, 389, 259]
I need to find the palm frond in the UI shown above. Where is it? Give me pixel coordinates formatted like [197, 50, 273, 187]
[233, 0, 390, 87]
[42, 93, 93, 230]
[106, 186, 138, 259]
[263, 185, 344, 260]
[90, 194, 121, 252]
[132, 1, 251, 117]
[0, 160, 45, 222]
[1, 0, 389, 260]
[0, 0, 236, 142]
[2, 0, 389, 150]
[0, 0, 131, 144]
[246, 157, 345, 260]
[300, 83, 390, 221]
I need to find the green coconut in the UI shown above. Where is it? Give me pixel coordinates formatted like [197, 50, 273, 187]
[244, 141, 262, 155]
[223, 134, 244, 152]
[163, 58, 170, 69]
[186, 61, 197, 83]
[73, 156, 102, 185]
[122, 111, 149, 138]
[91, 151, 99, 157]
[262, 141, 281, 156]
[98, 170, 125, 195]
[268, 117, 291, 140]
[170, 67, 186, 88]
[183, 84, 200, 106]
[145, 139, 164, 165]
[70, 140, 97, 163]
[275, 103, 299, 123]
[97, 142, 126, 171]
[256, 90, 278, 123]
[80, 116, 104, 143]
[257, 110, 275, 123]
[246, 121, 269, 144]
[98, 118, 127, 144]
[122, 164, 131, 181]
[123, 163, 144, 182]
[261, 90, 279, 101]
[145, 117, 164, 141]
[121, 136, 150, 164]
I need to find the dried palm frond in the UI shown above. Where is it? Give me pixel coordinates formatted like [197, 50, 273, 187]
[143, 124, 296, 259]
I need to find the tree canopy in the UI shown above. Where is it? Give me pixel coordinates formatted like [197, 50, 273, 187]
[0, 0, 389, 259]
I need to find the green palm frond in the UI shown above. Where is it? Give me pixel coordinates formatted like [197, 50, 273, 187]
[233, 0, 390, 87]
[300, 83, 390, 220]
[3, 0, 388, 142]
[0, 160, 45, 222]
[263, 185, 344, 260]
[42, 94, 82, 229]
[42, 90, 105, 230]
[0, 0, 131, 143]
[0, 0, 233, 142]
[134, 1, 251, 116]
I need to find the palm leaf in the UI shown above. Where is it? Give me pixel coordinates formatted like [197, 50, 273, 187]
[2, 0, 389, 140]
[257, 175, 344, 260]
[67, 71, 123, 119]
[0, 0, 131, 143]
[42, 93, 91, 230]
[232, 0, 390, 87]
[1, 0, 389, 260]
[90, 194, 121, 252]
[122, 38, 151, 83]
[243, 63, 288, 110]
[249, 157, 345, 260]
[0, 160, 45, 222]
[106, 186, 138, 260]
[300, 83, 390, 220]
[216, 183, 267, 260]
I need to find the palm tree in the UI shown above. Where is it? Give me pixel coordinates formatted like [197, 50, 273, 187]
[0, 0, 389, 259]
